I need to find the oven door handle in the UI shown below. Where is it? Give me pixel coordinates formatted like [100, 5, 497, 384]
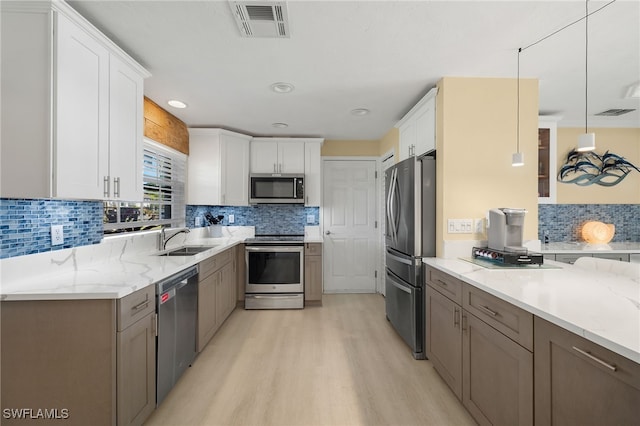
[248, 295, 302, 299]
[245, 246, 304, 253]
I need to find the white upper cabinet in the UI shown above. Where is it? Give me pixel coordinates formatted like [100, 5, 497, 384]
[187, 129, 251, 206]
[396, 87, 438, 161]
[304, 140, 323, 206]
[250, 138, 305, 174]
[0, 1, 149, 200]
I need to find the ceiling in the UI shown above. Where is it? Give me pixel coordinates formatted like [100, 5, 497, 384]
[67, 0, 640, 140]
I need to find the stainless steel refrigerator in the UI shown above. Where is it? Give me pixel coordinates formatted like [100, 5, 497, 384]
[384, 154, 435, 359]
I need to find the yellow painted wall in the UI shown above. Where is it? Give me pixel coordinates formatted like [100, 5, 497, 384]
[321, 139, 379, 157]
[378, 127, 399, 158]
[436, 77, 539, 253]
[556, 127, 640, 204]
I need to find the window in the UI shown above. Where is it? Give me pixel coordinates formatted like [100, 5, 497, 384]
[104, 139, 186, 234]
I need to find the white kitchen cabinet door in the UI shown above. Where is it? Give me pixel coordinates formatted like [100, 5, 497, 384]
[109, 54, 144, 201]
[414, 95, 436, 155]
[187, 128, 251, 206]
[304, 141, 322, 206]
[277, 141, 305, 173]
[55, 13, 110, 199]
[250, 140, 279, 173]
[250, 139, 305, 174]
[396, 87, 437, 161]
[220, 132, 250, 206]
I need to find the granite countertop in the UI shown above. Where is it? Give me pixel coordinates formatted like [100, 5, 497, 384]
[423, 257, 640, 363]
[540, 242, 640, 254]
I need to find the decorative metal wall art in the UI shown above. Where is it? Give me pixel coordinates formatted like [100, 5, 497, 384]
[558, 150, 640, 186]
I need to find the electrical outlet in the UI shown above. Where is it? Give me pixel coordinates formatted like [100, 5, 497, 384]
[474, 218, 484, 234]
[306, 214, 315, 224]
[51, 225, 64, 245]
[195, 216, 203, 227]
[228, 214, 235, 224]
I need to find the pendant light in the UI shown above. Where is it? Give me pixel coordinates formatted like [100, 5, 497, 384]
[512, 48, 524, 167]
[577, 0, 596, 152]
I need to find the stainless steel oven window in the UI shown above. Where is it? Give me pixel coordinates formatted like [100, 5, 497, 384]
[246, 246, 304, 285]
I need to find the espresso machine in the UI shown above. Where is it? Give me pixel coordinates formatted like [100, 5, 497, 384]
[473, 208, 543, 265]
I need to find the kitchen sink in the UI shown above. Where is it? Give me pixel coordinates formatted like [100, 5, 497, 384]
[158, 245, 218, 256]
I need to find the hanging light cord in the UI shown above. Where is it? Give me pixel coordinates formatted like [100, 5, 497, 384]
[517, 47, 521, 153]
[520, 0, 616, 52]
[584, 0, 589, 134]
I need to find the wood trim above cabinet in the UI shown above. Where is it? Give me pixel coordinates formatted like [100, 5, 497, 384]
[143, 97, 189, 155]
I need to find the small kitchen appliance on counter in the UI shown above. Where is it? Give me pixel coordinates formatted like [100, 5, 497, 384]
[475, 208, 543, 266]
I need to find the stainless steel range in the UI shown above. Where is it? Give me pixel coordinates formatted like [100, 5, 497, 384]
[244, 235, 305, 309]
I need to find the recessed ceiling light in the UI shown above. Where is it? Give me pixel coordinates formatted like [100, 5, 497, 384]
[167, 99, 187, 109]
[270, 82, 295, 94]
[272, 122, 289, 128]
[351, 108, 370, 116]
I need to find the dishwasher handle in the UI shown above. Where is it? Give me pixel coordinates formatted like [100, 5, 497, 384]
[157, 265, 199, 293]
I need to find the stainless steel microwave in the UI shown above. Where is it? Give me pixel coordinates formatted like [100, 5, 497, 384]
[249, 174, 304, 204]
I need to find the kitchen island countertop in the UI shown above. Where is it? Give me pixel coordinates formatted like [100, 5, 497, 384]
[423, 257, 640, 363]
[540, 241, 640, 254]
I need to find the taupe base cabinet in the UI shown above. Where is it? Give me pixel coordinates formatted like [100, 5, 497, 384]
[425, 267, 533, 426]
[534, 317, 640, 426]
[426, 266, 640, 426]
[197, 246, 237, 352]
[0, 285, 157, 426]
[304, 243, 323, 305]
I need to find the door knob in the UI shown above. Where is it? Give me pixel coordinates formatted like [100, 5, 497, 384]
[325, 230, 331, 235]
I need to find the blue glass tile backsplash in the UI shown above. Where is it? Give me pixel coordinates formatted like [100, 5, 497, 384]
[0, 198, 103, 259]
[539, 204, 640, 243]
[186, 205, 320, 235]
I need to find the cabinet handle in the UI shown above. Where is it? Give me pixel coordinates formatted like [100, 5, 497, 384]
[479, 305, 499, 317]
[461, 313, 468, 332]
[131, 299, 149, 311]
[222, 194, 226, 204]
[273, 163, 277, 173]
[103, 176, 110, 197]
[113, 177, 120, 198]
[453, 307, 460, 328]
[572, 346, 617, 371]
[436, 279, 448, 287]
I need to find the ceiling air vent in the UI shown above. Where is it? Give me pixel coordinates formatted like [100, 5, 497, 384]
[229, 1, 290, 38]
[594, 108, 636, 116]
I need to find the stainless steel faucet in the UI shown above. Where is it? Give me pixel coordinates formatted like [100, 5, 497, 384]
[159, 227, 191, 250]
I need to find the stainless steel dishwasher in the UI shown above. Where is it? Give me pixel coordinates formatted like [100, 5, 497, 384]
[155, 265, 199, 405]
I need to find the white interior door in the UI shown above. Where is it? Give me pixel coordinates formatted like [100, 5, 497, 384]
[322, 160, 378, 293]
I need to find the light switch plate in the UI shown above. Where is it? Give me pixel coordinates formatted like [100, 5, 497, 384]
[228, 214, 235, 224]
[51, 225, 64, 245]
[195, 216, 203, 227]
[306, 214, 315, 224]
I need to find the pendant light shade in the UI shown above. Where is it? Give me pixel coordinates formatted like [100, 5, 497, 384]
[512, 152, 525, 167]
[577, 132, 596, 152]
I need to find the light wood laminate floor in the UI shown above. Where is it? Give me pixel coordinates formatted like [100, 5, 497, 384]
[145, 294, 475, 426]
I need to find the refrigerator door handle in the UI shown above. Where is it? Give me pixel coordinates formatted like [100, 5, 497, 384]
[386, 249, 413, 265]
[389, 168, 399, 244]
[386, 269, 412, 294]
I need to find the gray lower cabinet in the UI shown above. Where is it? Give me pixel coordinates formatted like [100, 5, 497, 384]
[550, 253, 632, 264]
[117, 285, 156, 426]
[534, 317, 640, 426]
[426, 267, 533, 426]
[304, 243, 323, 305]
[1, 284, 157, 426]
[197, 247, 236, 352]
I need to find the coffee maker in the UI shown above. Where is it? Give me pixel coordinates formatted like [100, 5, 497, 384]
[473, 208, 543, 265]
